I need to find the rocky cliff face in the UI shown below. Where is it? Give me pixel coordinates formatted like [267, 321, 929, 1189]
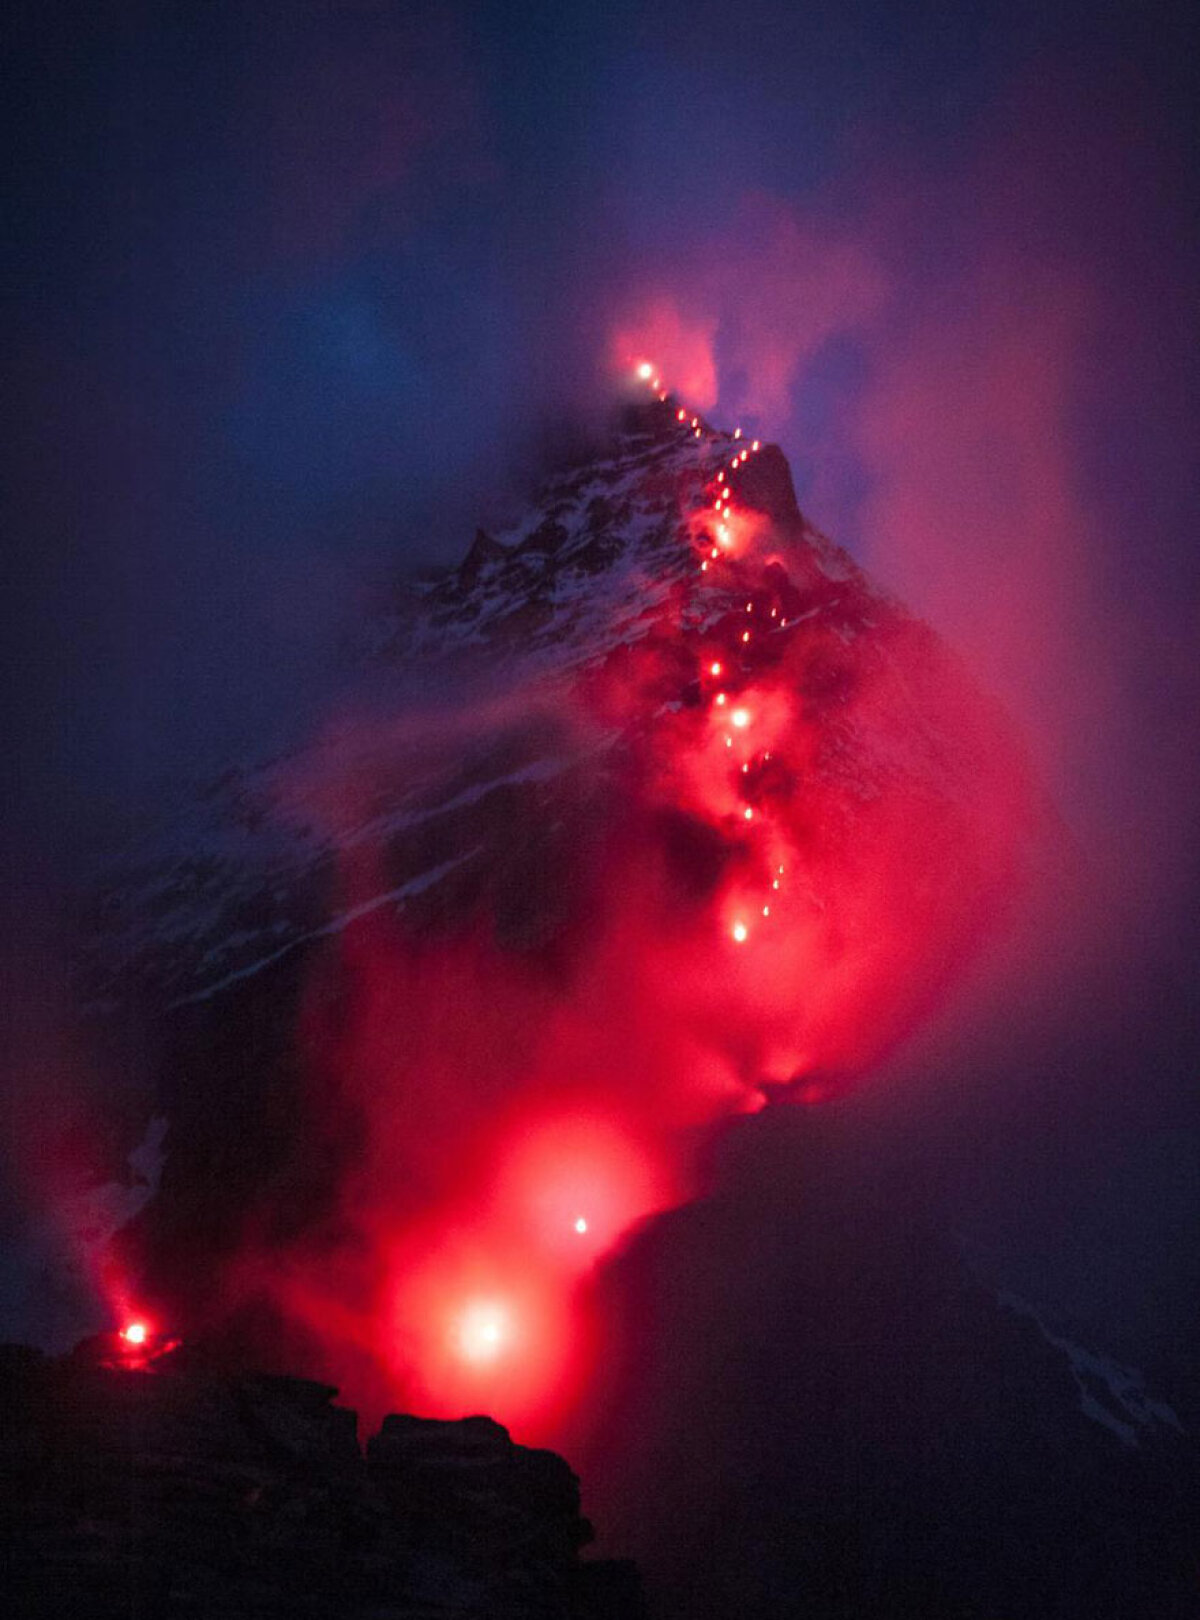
[1, 1340, 643, 1618]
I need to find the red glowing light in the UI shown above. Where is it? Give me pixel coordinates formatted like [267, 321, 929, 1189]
[743, 807, 754, 821]
[715, 692, 727, 705]
[732, 922, 749, 943]
[637, 362, 653, 380]
[751, 439, 760, 451]
[731, 709, 750, 728]
[574, 1216, 588, 1235]
[122, 1321, 148, 1346]
[734, 428, 742, 439]
[741, 631, 751, 643]
[710, 661, 722, 676]
[455, 1299, 511, 1363]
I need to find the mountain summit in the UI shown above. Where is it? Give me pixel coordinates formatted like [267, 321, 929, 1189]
[74, 377, 1042, 1432]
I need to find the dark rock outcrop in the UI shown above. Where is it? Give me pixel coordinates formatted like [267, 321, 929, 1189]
[0, 1343, 643, 1618]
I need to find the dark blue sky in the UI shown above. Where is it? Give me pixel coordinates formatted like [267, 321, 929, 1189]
[3, 0, 1196, 898]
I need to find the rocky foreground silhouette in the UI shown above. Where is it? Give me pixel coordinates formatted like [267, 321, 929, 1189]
[0, 1338, 643, 1618]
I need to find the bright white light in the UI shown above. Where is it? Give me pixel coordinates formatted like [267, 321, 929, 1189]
[122, 1321, 148, 1346]
[752, 439, 761, 451]
[715, 692, 727, 706]
[637, 362, 653, 380]
[731, 708, 750, 728]
[456, 1301, 510, 1363]
[743, 807, 754, 821]
[710, 661, 722, 676]
[574, 1216, 588, 1235]
[732, 922, 748, 943]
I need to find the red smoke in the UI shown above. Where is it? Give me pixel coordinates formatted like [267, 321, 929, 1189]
[200, 406, 1037, 1441]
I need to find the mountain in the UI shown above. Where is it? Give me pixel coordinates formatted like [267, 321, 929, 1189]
[70, 382, 1048, 1384]
[49, 382, 1196, 1615]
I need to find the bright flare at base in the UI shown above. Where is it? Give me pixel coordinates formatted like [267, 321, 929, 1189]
[456, 1300, 510, 1363]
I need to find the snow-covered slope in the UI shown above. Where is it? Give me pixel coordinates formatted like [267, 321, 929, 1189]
[77, 393, 1008, 1016]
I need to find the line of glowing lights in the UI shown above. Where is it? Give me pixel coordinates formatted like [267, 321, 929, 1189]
[633, 359, 792, 952]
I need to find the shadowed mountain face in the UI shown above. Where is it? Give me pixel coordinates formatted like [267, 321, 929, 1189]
[573, 1107, 1197, 1619]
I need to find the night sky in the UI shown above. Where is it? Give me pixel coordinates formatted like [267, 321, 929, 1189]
[2, 0, 1198, 1468]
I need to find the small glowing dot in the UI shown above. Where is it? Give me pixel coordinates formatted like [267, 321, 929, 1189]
[700, 561, 708, 571]
[731, 708, 750, 728]
[762, 905, 771, 916]
[694, 428, 701, 437]
[778, 864, 785, 874]
[717, 525, 730, 544]
[745, 602, 753, 612]
[772, 878, 780, 889]
[710, 661, 722, 676]
[122, 1322, 148, 1346]
[691, 417, 699, 427]
[734, 428, 742, 439]
[732, 922, 749, 943]
[677, 408, 686, 421]
[771, 608, 778, 618]
[637, 362, 653, 380]
[741, 630, 751, 643]
[652, 377, 662, 390]
[711, 546, 719, 558]
[742, 763, 749, 773]
[752, 439, 760, 451]
[715, 692, 727, 705]
[717, 471, 725, 482]
[574, 1216, 588, 1234]
[725, 736, 733, 747]
[743, 807, 754, 821]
